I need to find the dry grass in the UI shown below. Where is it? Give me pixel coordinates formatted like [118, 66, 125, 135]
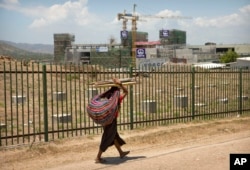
[0, 57, 249, 146]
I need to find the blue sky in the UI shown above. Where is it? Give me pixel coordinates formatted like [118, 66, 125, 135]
[0, 0, 249, 45]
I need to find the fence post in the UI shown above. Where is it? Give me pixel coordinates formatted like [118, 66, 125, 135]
[239, 68, 243, 115]
[191, 67, 195, 120]
[42, 65, 49, 142]
[129, 66, 134, 130]
[0, 62, 6, 146]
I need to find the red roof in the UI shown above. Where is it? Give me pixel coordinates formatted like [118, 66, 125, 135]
[135, 41, 161, 46]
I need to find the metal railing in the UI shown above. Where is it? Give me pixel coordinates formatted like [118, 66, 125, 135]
[0, 62, 250, 146]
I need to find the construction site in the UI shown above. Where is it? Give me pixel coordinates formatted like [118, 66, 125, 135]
[53, 4, 250, 69]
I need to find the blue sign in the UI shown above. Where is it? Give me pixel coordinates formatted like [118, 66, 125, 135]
[96, 46, 108, 52]
[136, 48, 146, 58]
[162, 29, 169, 38]
[120, 30, 128, 39]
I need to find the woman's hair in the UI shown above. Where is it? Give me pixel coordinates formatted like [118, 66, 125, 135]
[110, 86, 120, 92]
[100, 86, 120, 99]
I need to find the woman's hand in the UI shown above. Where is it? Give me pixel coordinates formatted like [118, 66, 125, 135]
[113, 78, 122, 86]
[113, 78, 128, 96]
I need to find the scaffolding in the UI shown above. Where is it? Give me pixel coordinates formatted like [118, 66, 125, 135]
[54, 33, 75, 63]
[160, 29, 186, 45]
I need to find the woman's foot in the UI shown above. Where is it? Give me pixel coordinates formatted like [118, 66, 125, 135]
[95, 158, 107, 164]
[120, 151, 130, 158]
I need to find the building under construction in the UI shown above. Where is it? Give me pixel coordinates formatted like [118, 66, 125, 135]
[159, 29, 186, 45]
[121, 31, 148, 47]
[53, 33, 75, 63]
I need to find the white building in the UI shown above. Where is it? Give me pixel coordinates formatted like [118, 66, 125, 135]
[230, 57, 250, 69]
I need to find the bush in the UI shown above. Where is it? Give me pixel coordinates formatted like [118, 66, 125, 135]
[220, 50, 239, 63]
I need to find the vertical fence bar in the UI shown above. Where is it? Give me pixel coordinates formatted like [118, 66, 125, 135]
[136, 66, 141, 127]
[79, 65, 83, 136]
[171, 67, 174, 123]
[74, 66, 77, 136]
[2, 62, 7, 146]
[69, 65, 73, 137]
[70, 66, 73, 136]
[26, 63, 30, 142]
[60, 64, 64, 137]
[135, 68, 139, 128]
[129, 66, 134, 130]
[55, 65, 59, 138]
[50, 64, 55, 140]
[42, 65, 48, 142]
[38, 64, 42, 141]
[83, 65, 88, 135]
[239, 68, 242, 115]
[64, 65, 68, 136]
[10, 62, 14, 145]
[20, 63, 24, 143]
[191, 67, 195, 120]
[156, 67, 159, 124]
[14, 62, 19, 144]
[243, 70, 250, 112]
[207, 69, 211, 119]
[32, 63, 36, 142]
[71, 66, 75, 136]
[65, 65, 69, 137]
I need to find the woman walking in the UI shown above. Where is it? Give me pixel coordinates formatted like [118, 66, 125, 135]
[95, 78, 130, 163]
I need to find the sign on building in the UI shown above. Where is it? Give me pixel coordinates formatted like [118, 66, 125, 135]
[138, 58, 166, 68]
[96, 46, 108, 52]
[120, 30, 128, 39]
[136, 48, 146, 58]
[159, 29, 169, 38]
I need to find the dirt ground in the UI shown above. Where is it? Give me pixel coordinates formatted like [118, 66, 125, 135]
[1, 115, 250, 170]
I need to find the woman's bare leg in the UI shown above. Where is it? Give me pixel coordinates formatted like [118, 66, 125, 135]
[95, 149, 106, 163]
[114, 139, 130, 158]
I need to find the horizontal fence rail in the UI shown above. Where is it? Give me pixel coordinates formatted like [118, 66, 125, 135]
[0, 61, 250, 146]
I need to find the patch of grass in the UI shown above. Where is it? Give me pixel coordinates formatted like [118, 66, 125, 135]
[0, 102, 4, 107]
[66, 74, 80, 81]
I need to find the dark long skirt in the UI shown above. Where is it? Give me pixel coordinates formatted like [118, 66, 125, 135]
[100, 118, 126, 152]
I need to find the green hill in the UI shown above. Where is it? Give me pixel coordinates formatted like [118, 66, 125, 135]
[0, 41, 53, 61]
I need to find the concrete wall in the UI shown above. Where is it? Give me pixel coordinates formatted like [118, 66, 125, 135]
[234, 45, 250, 55]
[145, 48, 157, 58]
[176, 49, 195, 63]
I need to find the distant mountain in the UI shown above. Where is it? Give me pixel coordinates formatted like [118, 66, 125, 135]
[0, 41, 53, 61]
[0, 40, 53, 54]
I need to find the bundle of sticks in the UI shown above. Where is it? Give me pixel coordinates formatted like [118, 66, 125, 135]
[90, 78, 136, 87]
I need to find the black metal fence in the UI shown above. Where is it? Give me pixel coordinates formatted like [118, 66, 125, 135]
[0, 62, 250, 146]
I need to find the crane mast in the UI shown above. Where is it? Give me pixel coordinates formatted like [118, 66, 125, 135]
[118, 4, 138, 67]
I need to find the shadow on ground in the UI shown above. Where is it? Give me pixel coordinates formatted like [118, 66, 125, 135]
[102, 156, 146, 165]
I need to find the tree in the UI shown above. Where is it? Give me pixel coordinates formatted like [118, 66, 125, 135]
[219, 49, 239, 63]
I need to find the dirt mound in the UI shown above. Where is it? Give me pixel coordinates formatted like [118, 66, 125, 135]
[0, 55, 16, 62]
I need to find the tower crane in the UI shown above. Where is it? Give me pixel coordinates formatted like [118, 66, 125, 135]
[118, 4, 139, 67]
[117, 4, 192, 67]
